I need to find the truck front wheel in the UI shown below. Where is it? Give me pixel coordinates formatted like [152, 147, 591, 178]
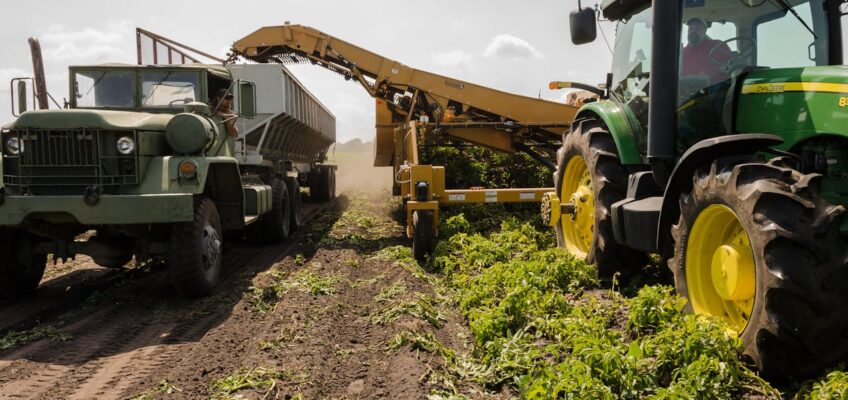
[0, 230, 47, 298]
[169, 198, 223, 298]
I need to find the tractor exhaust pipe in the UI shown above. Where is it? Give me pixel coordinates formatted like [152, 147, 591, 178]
[647, 0, 682, 187]
[28, 37, 49, 110]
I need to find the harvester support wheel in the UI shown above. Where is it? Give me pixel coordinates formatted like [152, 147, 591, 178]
[554, 117, 646, 276]
[169, 198, 223, 298]
[671, 157, 848, 379]
[286, 177, 303, 231]
[248, 178, 291, 244]
[0, 230, 47, 298]
[412, 210, 434, 262]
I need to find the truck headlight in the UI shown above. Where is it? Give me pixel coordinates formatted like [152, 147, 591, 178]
[117, 136, 135, 155]
[5, 137, 23, 155]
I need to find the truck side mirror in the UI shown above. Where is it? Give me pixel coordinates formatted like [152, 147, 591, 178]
[570, 8, 597, 45]
[17, 80, 28, 114]
[238, 81, 256, 118]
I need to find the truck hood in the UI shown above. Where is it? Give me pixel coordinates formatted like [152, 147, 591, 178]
[2, 109, 173, 131]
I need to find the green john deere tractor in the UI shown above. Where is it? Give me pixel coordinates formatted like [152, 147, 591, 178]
[544, 0, 848, 379]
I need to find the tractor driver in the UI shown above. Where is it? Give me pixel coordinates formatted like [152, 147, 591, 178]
[210, 88, 239, 138]
[681, 18, 732, 85]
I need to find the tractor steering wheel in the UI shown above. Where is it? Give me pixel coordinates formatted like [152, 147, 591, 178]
[709, 37, 756, 74]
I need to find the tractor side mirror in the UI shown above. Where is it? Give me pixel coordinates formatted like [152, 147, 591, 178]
[570, 8, 597, 45]
[238, 81, 256, 119]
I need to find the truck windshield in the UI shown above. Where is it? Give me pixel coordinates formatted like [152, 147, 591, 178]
[141, 71, 201, 108]
[75, 70, 136, 108]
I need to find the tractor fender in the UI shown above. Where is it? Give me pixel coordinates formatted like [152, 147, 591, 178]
[576, 101, 643, 165]
[655, 134, 784, 255]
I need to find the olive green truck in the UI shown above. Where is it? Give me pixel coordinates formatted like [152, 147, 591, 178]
[2, 61, 337, 298]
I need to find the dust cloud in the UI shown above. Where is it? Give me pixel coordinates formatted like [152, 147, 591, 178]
[326, 139, 393, 195]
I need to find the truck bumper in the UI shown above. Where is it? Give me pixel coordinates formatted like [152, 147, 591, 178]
[0, 194, 194, 225]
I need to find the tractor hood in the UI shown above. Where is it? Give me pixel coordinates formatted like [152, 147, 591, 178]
[2, 109, 174, 131]
[736, 65, 848, 150]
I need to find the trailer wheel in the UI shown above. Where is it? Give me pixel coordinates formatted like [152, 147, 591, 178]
[412, 210, 434, 261]
[329, 168, 336, 199]
[554, 118, 646, 276]
[309, 168, 322, 202]
[671, 158, 848, 380]
[248, 178, 291, 243]
[0, 230, 47, 298]
[286, 177, 303, 231]
[169, 198, 223, 298]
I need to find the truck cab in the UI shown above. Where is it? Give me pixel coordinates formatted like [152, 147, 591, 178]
[0, 61, 336, 299]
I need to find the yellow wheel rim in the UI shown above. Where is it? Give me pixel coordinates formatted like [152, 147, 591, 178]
[686, 204, 756, 333]
[560, 156, 594, 258]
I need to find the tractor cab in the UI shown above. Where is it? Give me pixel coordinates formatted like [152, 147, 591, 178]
[579, 0, 844, 156]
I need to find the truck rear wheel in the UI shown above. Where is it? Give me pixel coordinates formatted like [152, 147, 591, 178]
[671, 158, 848, 379]
[248, 178, 291, 244]
[554, 117, 646, 276]
[0, 230, 47, 298]
[169, 198, 223, 298]
[286, 177, 303, 231]
[412, 210, 434, 262]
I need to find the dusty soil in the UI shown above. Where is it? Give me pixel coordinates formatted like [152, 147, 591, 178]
[0, 163, 483, 399]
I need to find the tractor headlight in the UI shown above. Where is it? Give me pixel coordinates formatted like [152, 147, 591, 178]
[5, 137, 23, 155]
[117, 136, 135, 155]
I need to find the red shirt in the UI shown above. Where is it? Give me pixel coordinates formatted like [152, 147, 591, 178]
[682, 38, 731, 85]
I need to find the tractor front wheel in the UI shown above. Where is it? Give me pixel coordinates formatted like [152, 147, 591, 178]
[671, 158, 848, 380]
[554, 117, 646, 276]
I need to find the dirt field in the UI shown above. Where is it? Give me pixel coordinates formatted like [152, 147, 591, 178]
[0, 152, 485, 399]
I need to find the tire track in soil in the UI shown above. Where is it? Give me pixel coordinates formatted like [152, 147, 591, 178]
[0, 203, 331, 400]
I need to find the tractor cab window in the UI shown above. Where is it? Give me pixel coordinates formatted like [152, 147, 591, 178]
[141, 71, 201, 108]
[74, 70, 136, 108]
[676, 0, 830, 150]
[610, 6, 654, 142]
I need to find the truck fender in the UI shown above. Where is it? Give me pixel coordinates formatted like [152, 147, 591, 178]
[655, 134, 784, 255]
[200, 160, 244, 231]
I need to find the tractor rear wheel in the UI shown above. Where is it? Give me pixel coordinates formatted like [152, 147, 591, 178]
[554, 117, 646, 276]
[0, 230, 47, 298]
[671, 158, 848, 380]
[169, 198, 223, 298]
[412, 210, 434, 262]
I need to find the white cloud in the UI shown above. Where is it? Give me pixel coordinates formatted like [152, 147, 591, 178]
[39, 20, 133, 64]
[483, 34, 543, 60]
[430, 50, 473, 70]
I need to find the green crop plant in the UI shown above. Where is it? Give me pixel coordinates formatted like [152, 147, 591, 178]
[209, 367, 306, 399]
[425, 207, 781, 399]
[370, 296, 446, 328]
[0, 324, 71, 350]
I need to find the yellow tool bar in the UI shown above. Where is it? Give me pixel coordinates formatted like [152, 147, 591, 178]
[440, 188, 554, 204]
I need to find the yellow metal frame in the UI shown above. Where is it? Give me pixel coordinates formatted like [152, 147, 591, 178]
[232, 24, 573, 240]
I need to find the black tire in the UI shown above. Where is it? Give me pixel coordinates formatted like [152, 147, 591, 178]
[169, 198, 223, 298]
[247, 178, 291, 244]
[309, 168, 322, 202]
[91, 235, 134, 268]
[670, 158, 848, 380]
[93, 254, 134, 269]
[328, 167, 336, 199]
[412, 210, 434, 261]
[286, 177, 303, 231]
[0, 230, 47, 298]
[318, 167, 331, 202]
[554, 118, 647, 276]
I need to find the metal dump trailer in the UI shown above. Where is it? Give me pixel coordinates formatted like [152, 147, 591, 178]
[229, 64, 336, 169]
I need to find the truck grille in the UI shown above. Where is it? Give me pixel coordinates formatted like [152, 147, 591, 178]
[2, 128, 138, 193]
